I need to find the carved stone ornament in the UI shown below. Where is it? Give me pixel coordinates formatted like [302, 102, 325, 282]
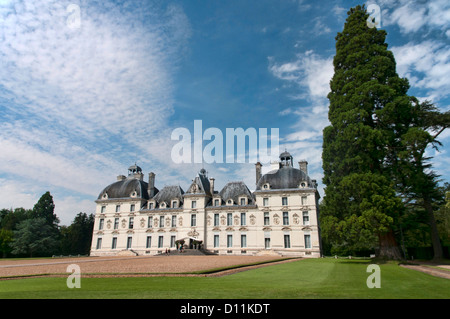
[179, 216, 183, 226]
[106, 220, 112, 229]
[188, 228, 199, 237]
[165, 217, 171, 227]
[220, 215, 226, 225]
[250, 214, 256, 225]
[121, 219, 127, 228]
[293, 213, 300, 225]
[273, 213, 280, 225]
[153, 218, 159, 228]
[140, 218, 146, 228]
[234, 215, 239, 226]
[207, 216, 212, 226]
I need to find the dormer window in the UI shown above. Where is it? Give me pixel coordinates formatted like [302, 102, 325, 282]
[149, 202, 154, 209]
[214, 199, 220, 206]
[227, 199, 233, 206]
[160, 202, 167, 208]
[130, 204, 135, 212]
[263, 183, 270, 190]
[172, 200, 178, 208]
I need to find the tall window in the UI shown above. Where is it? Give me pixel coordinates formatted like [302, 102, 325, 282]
[264, 237, 270, 249]
[130, 204, 135, 212]
[284, 235, 291, 248]
[263, 198, 268, 206]
[264, 212, 270, 225]
[301, 196, 307, 205]
[304, 234, 311, 249]
[171, 215, 177, 227]
[214, 199, 220, 206]
[160, 216, 164, 227]
[241, 234, 247, 248]
[214, 235, 219, 247]
[172, 201, 178, 208]
[214, 213, 219, 226]
[127, 237, 132, 249]
[227, 234, 233, 248]
[227, 213, 232, 226]
[240, 212, 246, 226]
[283, 212, 289, 225]
[99, 218, 104, 230]
[146, 236, 152, 248]
[149, 202, 154, 209]
[128, 217, 134, 229]
[171, 236, 176, 248]
[114, 218, 119, 229]
[111, 237, 117, 249]
[303, 211, 309, 225]
[282, 197, 288, 206]
[191, 214, 196, 226]
[148, 216, 153, 228]
[101, 206, 106, 213]
[96, 238, 102, 249]
[240, 198, 246, 206]
[191, 200, 197, 208]
[158, 236, 163, 248]
[115, 205, 120, 212]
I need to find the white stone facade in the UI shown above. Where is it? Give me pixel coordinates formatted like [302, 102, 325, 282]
[90, 153, 322, 257]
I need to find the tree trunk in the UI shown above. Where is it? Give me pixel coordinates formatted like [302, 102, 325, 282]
[423, 195, 443, 261]
[378, 230, 403, 260]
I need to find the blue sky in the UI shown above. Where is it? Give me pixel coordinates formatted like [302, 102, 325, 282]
[1, 0, 449, 225]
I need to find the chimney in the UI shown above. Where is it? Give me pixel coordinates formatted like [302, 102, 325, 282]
[299, 160, 308, 176]
[255, 162, 262, 185]
[148, 172, 156, 198]
[209, 177, 215, 195]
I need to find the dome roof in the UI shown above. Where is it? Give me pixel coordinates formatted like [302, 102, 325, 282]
[256, 166, 311, 190]
[98, 178, 149, 200]
[219, 181, 254, 205]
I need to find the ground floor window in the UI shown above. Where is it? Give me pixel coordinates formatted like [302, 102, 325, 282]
[170, 235, 176, 248]
[304, 234, 311, 249]
[158, 236, 164, 248]
[284, 235, 290, 248]
[112, 237, 117, 249]
[241, 234, 247, 248]
[227, 234, 233, 248]
[214, 234, 219, 247]
[264, 237, 270, 249]
[96, 237, 102, 249]
[127, 237, 132, 249]
[146, 236, 152, 248]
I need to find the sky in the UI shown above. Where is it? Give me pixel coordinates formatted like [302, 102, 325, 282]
[1, 0, 449, 225]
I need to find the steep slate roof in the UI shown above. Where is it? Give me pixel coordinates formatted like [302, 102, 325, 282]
[186, 169, 212, 196]
[98, 178, 150, 200]
[152, 185, 185, 205]
[255, 166, 311, 190]
[219, 181, 254, 205]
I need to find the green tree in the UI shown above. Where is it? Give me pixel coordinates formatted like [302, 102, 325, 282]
[321, 5, 405, 259]
[60, 212, 94, 255]
[0, 229, 13, 258]
[33, 191, 59, 228]
[10, 218, 59, 257]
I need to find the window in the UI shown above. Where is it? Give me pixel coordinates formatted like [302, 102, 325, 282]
[146, 236, 152, 248]
[303, 211, 309, 225]
[284, 235, 291, 248]
[283, 212, 289, 225]
[282, 197, 288, 206]
[241, 234, 247, 248]
[214, 235, 219, 247]
[264, 238, 270, 249]
[264, 212, 270, 225]
[263, 198, 268, 206]
[158, 236, 163, 248]
[159, 216, 164, 228]
[128, 217, 134, 229]
[149, 202, 154, 209]
[240, 212, 246, 226]
[148, 216, 152, 228]
[301, 196, 307, 205]
[101, 206, 106, 213]
[112, 237, 117, 249]
[227, 213, 232, 226]
[115, 205, 120, 212]
[191, 200, 196, 208]
[126, 237, 132, 249]
[191, 214, 196, 227]
[171, 215, 177, 227]
[240, 198, 246, 206]
[214, 213, 219, 226]
[227, 235, 233, 248]
[214, 199, 220, 206]
[114, 218, 119, 229]
[130, 204, 135, 212]
[99, 218, 104, 230]
[171, 236, 176, 248]
[96, 238, 102, 249]
[172, 201, 178, 208]
[304, 234, 311, 249]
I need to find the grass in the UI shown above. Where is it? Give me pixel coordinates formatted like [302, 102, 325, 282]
[0, 258, 448, 299]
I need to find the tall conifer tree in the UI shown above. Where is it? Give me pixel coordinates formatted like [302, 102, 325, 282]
[321, 5, 405, 259]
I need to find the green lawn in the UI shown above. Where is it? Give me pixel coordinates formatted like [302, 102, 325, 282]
[0, 258, 448, 299]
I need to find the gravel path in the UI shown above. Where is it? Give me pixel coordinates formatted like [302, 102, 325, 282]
[0, 255, 292, 278]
